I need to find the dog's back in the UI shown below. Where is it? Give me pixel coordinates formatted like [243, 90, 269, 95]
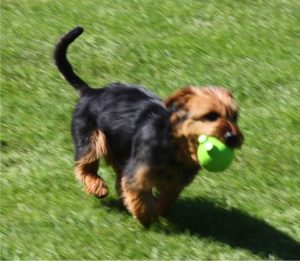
[73, 82, 170, 167]
[54, 26, 170, 165]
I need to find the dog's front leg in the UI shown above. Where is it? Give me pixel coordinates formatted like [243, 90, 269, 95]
[121, 165, 157, 226]
[157, 183, 184, 216]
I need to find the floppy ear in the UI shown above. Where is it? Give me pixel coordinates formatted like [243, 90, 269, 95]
[164, 87, 196, 109]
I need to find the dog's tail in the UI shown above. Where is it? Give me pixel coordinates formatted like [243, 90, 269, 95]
[54, 26, 91, 96]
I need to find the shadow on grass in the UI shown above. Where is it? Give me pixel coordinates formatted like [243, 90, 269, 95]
[98, 197, 300, 259]
[98, 197, 126, 212]
[166, 197, 300, 260]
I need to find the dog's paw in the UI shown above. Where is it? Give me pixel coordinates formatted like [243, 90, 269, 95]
[85, 183, 109, 198]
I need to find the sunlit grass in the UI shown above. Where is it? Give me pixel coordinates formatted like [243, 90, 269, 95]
[1, 0, 300, 259]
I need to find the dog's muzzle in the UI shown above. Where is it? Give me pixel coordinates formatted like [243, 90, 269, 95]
[224, 131, 240, 148]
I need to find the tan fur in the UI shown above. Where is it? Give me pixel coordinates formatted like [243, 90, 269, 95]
[74, 130, 109, 198]
[155, 168, 190, 216]
[166, 86, 243, 168]
[121, 176, 157, 225]
[129, 165, 153, 191]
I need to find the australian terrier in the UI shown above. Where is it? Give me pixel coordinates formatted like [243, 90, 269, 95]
[54, 27, 244, 225]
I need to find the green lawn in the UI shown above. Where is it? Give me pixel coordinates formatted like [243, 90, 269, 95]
[1, 0, 300, 259]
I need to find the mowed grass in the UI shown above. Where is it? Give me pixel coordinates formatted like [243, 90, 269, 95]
[1, 0, 300, 259]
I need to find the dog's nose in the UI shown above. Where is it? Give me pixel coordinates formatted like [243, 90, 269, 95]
[224, 131, 239, 148]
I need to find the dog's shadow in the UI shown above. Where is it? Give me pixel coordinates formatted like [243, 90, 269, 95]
[101, 197, 300, 259]
[165, 197, 300, 259]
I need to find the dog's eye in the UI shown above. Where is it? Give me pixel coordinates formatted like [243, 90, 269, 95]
[203, 112, 220, 121]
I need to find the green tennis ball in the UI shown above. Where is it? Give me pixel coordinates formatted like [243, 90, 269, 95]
[197, 135, 234, 172]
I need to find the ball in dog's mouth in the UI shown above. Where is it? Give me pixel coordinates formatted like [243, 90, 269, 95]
[197, 135, 234, 172]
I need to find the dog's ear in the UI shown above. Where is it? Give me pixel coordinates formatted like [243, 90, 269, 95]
[164, 87, 197, 110]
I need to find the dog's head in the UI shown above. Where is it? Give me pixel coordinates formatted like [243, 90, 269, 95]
[165, 86, 244, 167]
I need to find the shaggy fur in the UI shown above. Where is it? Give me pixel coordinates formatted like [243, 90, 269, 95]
[54, 26, 244, 225]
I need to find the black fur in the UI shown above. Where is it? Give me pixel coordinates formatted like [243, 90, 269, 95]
[54, 27, 197, 181]
[54, 26, 91, 95]
[72, 83, 175, 166]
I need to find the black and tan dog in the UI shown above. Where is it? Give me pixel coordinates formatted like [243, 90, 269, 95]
[54, 27, 244, 225]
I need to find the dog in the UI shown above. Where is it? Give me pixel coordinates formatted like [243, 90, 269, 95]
[54, 26, 244, 225]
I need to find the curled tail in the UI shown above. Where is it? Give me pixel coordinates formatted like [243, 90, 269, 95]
[54, 26, 91, 96]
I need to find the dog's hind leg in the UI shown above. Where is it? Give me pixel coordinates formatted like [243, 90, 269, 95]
[74, 129, 109, 198]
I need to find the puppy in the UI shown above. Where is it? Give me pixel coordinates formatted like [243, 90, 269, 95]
[54, 27, 244, 225]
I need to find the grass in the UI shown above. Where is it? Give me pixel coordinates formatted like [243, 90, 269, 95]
[1, 0, 300, 259]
